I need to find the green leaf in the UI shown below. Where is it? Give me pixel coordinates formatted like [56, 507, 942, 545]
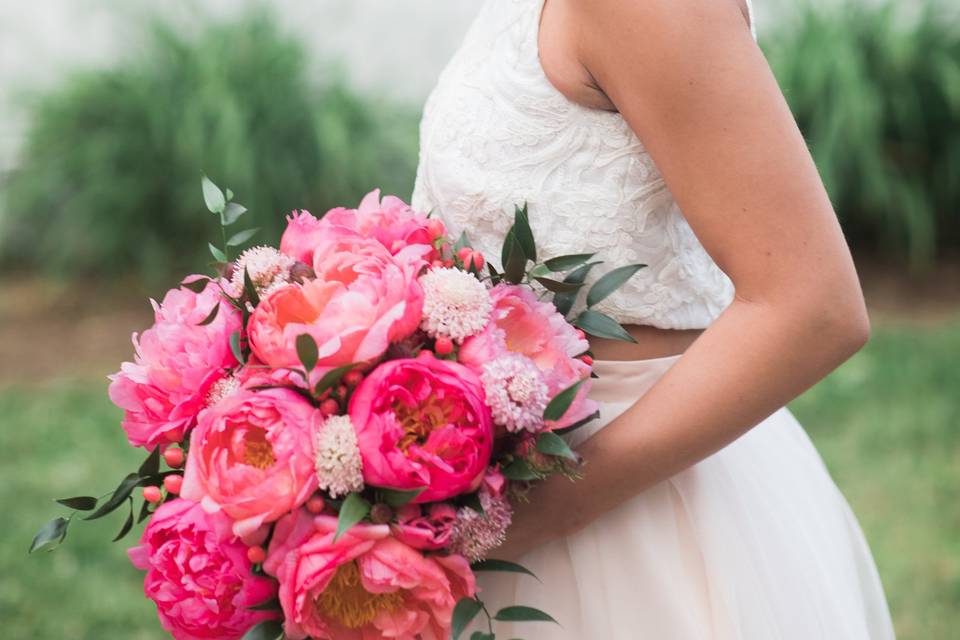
[55, 496, 97, 511]
[553, 410, 600, 436]
[296, 334, 319, 373]
[243, 267, 261, 307]
[493, 605, 558, 624]
[535, 432, 578, 462]
[501, 459, 540, 482]
[543, 380, 585, 422]
[209, 243, 228, 263]
[552, 261, 602, 317]
[138, 446, 161, 479]
[180, 277, 210, 293]
[453, 231, 473, 252]
[451, 597, 484, 640]
[29, 517, 69, 553]
[241, 620, 284, 640]
[222, 202, 247, 225]
[463, 492, 484, 515]
[533, 277, 583, 294]
[112, 498, 135, 542]
[379, 487, 426, 507]
[470, 633, 494, 640]
[202, 176, 226, 214]
[137, 498, 153, 524]
[229, 331, 246, 364]
[84, 473, 142, 521]
[314, 363, 357, 396]
[247, 596, 282, 612]
[586, 264, 646, 307]
[334, 493, 371, 541]
[501, 229, 527, 285]
[575, 309, 638, 343]
[513, 204, 537, 263]
[487, 262, 501, 284]
[471, 559, 541, 582]
[543, 253, 595, 272]
[224, 188, 234, 201]
[227, 227, 260, 247]
[197, 303, 221, 326]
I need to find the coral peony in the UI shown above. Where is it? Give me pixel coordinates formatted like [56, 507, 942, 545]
[349, 354, 494, 503]
[264, 512, 475, 640]
[181, 388, 319, 537]
[128, 499, 277, 640]
[460, 284, 598, 430]
[248, 232, 426, 369]
[108, 278, 241, 448]
[391, 503, 457, 550]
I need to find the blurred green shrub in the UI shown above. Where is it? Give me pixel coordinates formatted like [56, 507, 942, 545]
[764, 0, 960, 266]
[0, 10, 419, 282]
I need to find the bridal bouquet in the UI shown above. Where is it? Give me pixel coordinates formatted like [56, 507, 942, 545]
[30, 178, 642, 640]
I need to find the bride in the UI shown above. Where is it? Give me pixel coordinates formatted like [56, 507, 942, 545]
[412, 0, 895, 638]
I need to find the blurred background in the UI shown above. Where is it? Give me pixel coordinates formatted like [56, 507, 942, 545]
[0, 0, 957, 638]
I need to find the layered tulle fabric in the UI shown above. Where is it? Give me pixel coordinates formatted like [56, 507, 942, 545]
[474, 356, 895, 639]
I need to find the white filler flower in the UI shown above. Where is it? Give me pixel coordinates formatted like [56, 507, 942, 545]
[313, 414, 365, 498]
[419, 267, 492, 342]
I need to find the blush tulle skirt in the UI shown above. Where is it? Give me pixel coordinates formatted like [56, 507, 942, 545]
[474, 355, 895, 639]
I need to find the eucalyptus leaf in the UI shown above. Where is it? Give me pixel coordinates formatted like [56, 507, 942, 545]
[471, 559, 541, 582]
[138, 446, 161, 479]
[29, 517, 69, 553]
[55, 496, 97, 511]
[197, 303, 221, 326]
[222, 202, 247, 225]
[84, 473, 142, 521]
[209, 243, 227, 263]
[334, 493, 371, 541]
[202, 176, 226, 214]
[513, 204, 537, 263]
[575, 310, 638, 343]
[553, 410, 600, 436]
[533, 277, 583, 294]
[379, 487, 426, 507]
[112, 498, 135, 542]
[586, 264, 646, 308]
[180, 277, 210, 293]
[543, 252, 595, 272]
[241, 620, 284, 640]
[227, 227, 260, 247]
[543, 380, 585, 422]
[501, 459, 540, 482]
[451, 598, 484, 640]
[493, 605, 558, 624]
[535, 432, 578, 462]
[296, 334, 319, 373]
[229, 331, 246, 364]
[552, 261, 602, 317]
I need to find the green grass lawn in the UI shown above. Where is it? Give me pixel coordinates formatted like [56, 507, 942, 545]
[1, 320, 957, 639]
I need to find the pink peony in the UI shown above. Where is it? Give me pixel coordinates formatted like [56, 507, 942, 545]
[391, 503, 457, 550]
[460, 284, 598, 430]
[247, 231, 426, 369]
[280, 190, 442, 264]
[181, 388, 319, 537]
[263, 511, 475, 640]
[349, 353, 494, 503]
[108, 278, 241, 449]
[128, 499, 277, 640]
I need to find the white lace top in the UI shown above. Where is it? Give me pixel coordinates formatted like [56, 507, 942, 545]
[413, 0, 755, 329]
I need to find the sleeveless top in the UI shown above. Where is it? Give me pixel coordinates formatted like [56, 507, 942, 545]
[412, 0, 756, 329]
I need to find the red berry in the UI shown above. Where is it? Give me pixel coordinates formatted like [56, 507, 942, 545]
[306, 495, 326, 514]
[431, 259, 444, 269]
[457, 247, 473, 263]
[469, 251, 485, 270]
[427, 218, 446, 239]
[163, 448, 185, 468]
[575, 329, 586, 340]
[247, 545, 267, 565]
[320, 399, 339, 416]
[435, 336, 454, 356]
[344, 370, 363, 386]
[143, 486, 163, 504]
[163, 475, 183, 495]
[580, 354, 594, 366]
[443, 259, 454, 268]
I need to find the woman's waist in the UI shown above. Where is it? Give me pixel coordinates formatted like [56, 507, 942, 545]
[588, 324, 702, 361]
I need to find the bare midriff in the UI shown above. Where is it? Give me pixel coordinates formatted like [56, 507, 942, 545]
[588, 325, 703, 361]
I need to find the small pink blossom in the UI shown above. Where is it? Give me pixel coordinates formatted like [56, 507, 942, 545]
[391, 503, 457, 550]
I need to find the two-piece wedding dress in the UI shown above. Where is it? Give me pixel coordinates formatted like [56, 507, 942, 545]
[412, 0, 896, 637]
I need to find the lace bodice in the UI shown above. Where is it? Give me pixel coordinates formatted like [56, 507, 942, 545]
[413, 0, 754, 329]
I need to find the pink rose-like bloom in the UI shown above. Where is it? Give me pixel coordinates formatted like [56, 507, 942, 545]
[349, 354, 494, 503]
[248, 231, 426, 369]
[128, 499, 277, 640]
[181, 388, 319, 537]
[391, 503, 457, 550]
[460, 284, 598, 430]
[281, 190, 442, 264]
[264, 512, 475, 640]
[109, 278, 241, 449]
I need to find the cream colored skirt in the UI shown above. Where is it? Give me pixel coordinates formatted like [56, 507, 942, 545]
[474, 355, 895, 639]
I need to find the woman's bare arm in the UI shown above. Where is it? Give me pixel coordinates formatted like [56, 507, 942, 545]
[497, 0, 869, 557]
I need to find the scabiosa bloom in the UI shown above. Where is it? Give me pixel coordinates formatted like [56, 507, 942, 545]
[448, 492, 513, 563]
[419, 267, 492, 343]
[314, 415, 364, 498]
[480, 353, 549, 433]
[230, 245, 296, 296]
[205, 374, 241, 407]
